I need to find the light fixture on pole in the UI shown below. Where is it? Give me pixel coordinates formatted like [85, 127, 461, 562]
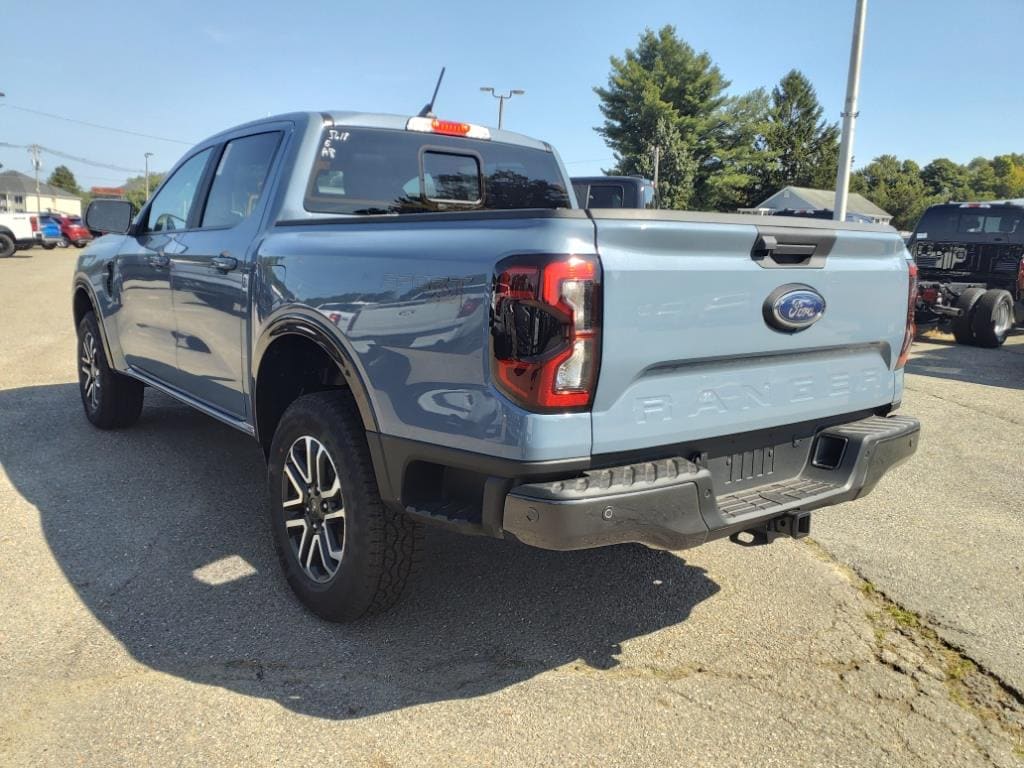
[479, 87, 525, 130]
[144, 152, 154, 200]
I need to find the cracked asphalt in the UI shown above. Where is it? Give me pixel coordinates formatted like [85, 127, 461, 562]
[1, 250, 1022, 767]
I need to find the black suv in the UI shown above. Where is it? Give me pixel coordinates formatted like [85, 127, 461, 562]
[908, 202, 1023, 347]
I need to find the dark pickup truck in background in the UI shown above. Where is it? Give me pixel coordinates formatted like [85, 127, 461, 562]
[571, 175, 655, 208]
[908, 201, 1023, 347]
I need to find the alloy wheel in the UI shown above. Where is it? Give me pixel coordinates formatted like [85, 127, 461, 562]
[281, 435, 346, 583]
[80, 330, 101, 411]
[993, 299, 1012, 336]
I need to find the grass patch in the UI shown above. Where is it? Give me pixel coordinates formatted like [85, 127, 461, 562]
[883, 603, 922, 630]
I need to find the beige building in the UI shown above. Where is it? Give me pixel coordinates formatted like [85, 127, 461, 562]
[0, 170, 83, 217]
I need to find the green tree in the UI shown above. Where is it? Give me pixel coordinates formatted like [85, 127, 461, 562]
[595, 25, 735, 210]
[920, 158, 971, 201]
[851, 155, 933, 230]
[991, 154, 1024, 199]
[122, 173, 165, 210]
[46, 165, 81, 194]
[616, 117, 695, 209]
[753, 69, 839, 201]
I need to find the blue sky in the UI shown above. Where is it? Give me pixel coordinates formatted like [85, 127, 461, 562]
[1, 0, 1021, 190]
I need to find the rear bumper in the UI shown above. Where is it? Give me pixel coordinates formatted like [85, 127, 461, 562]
[502, 414, 919, 551]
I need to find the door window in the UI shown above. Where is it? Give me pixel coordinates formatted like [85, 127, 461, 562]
[587, 184, 625, 208]
[146, 148, 213, 232]
[201, 132, 281, 228]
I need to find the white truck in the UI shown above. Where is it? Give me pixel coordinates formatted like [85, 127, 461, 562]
[0, 212, 42, 257]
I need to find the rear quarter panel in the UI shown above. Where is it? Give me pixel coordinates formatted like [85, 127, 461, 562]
[253, 212, 598, 461]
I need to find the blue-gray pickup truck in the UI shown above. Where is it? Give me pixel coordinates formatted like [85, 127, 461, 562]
[73, 111, 920, 621]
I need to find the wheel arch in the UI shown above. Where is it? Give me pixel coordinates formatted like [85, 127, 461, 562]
[72, 279, 116, 365]
[252, 313, 379, 455]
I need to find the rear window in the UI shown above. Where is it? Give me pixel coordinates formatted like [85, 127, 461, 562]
[587, 184, 625, 208]
[304, 128, 570, 214]
[914, 206, 1024, 240]
[955, 212, 1022, 234]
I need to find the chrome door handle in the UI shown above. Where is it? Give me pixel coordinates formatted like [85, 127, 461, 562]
[148, 251, 170, 268]
[211, 254, 238, 272]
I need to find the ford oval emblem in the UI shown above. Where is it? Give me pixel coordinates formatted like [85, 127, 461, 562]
[763, 284, 826, 333]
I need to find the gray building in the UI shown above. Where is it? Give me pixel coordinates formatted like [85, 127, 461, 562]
[0, 170, 83, 216]
[741, 185, 892, 225]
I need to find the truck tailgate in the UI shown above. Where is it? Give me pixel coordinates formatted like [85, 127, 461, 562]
[590, 211, 910, 454]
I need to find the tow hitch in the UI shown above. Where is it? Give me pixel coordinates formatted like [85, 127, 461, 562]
[729, 511, 812, 547]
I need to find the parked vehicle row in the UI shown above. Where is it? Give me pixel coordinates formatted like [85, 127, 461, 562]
[75, 110, 918, 622]
[0, 211, 93, 256]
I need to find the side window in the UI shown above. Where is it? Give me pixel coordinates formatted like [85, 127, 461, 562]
[201, 132, 281, 228]
[146, 148, 213, 232]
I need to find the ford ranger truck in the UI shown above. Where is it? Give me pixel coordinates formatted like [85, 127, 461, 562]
[73, 112, 920, 621]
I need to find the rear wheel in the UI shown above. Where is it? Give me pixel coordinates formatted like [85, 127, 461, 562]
[951, 287, 986, 345]
[971, 289, 1015, 348]
[77, 312, 145, 428]
[59, 236, 70, 248]
[42, 242, 57, 250]
[267, 390, 421, 622]
[0, 233, 14, 258]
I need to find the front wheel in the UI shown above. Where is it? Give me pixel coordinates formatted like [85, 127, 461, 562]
[971, 289, 1015, 348]
[267, 391, 421, 622]
[77, 312, 145, 428]
[59, 236, 70, 248]
[42, 242, 57, 250]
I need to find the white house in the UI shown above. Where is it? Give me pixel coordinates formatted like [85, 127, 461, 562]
[0, 170, 83, 217]
[741, 185, 892, 225]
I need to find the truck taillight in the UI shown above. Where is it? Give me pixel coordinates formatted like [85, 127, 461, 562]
[896, 261, 918, 369]
[30, 216, 38, 232]
[491, 254, 601, 410]
[1018, 259, 1024, 295]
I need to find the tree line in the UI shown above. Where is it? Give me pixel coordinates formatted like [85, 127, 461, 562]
[596, 25, 1024, 229]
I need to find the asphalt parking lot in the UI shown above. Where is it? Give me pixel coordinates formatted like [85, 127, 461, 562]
[1, 248, 1022, 767]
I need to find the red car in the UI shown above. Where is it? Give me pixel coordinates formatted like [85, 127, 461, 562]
[52, 214, 93, 248]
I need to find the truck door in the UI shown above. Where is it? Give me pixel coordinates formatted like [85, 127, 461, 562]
[116, 148, 213, 382]
[170, 131, 282, 419]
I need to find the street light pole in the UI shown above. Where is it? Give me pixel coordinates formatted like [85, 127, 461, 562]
[834, 0, 868, 222]
[144, 152, 154, 199]
[479, 87, 525, 130]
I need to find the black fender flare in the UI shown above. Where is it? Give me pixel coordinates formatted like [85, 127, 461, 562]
[72, 277, 116, 366]
[251, 310, 379, 441]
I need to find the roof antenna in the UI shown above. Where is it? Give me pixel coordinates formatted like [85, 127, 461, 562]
[418, 67, 446, 118]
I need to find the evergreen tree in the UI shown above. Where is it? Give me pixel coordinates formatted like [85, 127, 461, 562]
[46, 165, 81, 194]
[753, 69, 839, 201]
[594, 25, 734, 209]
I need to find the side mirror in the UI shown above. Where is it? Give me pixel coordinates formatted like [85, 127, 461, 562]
[85, 199, 136, 235]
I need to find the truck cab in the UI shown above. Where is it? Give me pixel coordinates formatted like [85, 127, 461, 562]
[571, 175, 656, 209]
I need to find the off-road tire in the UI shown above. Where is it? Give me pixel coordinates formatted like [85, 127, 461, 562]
[0, 233, 15, 258]
[76, 311, 145, 429]
[951, 287, 986, 345]
[267, 390, 422, 622]
[971, 289, 1014, 348]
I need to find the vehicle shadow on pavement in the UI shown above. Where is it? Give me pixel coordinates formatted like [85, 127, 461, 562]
[0, 383, 719, 720]
[907, 333, 1024, 390]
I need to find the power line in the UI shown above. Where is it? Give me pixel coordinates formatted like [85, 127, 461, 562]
[0, 142, 144, 174]
[0, 103, 192, 145]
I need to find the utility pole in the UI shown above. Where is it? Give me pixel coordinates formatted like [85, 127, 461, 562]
[834, 0, 868, 222]
[28, 144, 42, 215]
[652, 145, 661, 209]
[144, 152, 154, 199]
[479, 87, 525, 130]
